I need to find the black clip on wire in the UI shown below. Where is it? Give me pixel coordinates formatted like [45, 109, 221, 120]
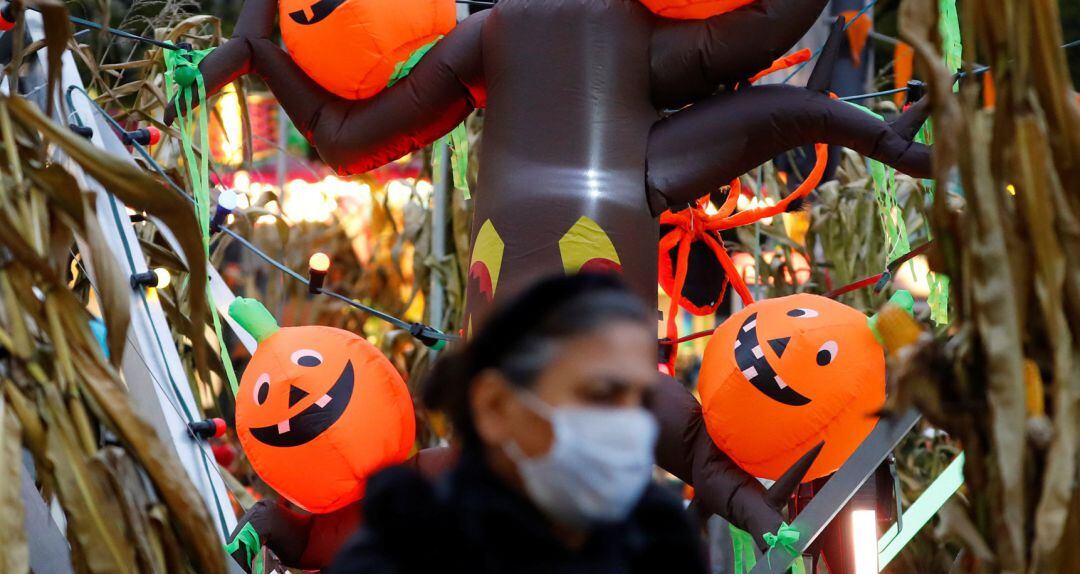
[410, 323, 447, 350]
[69, 124, 94, 139]
[873, 270, 892, 293]
[658, 340, 674, 361]
[904, 80, 925, 108]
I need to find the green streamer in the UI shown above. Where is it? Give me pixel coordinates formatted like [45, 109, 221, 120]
[859, 1, 958, 325]
[432, 123, 471, 199]
[449, 123, 471, 196]
[728, 523, 805, 574]
[915, 112, 950, 325]
[729, 523, 757, 573]
[870, 160, 911, 261]
[387, 38, 441, 87]
[918, 0, 961, 326]
[764, 521, 801, 571]
[224, 522, 264, 573]
[939, 0, 963, 76]
[164, 47, 240, 395]
[846, 102, 912, 266]
[387, 37, 471, 199]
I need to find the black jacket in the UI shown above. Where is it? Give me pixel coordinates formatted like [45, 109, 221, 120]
[328, 452, 707, 574]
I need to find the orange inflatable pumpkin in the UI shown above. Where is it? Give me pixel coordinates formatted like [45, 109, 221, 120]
[280, 0, 456, 99]
[639, 0, 759, 20]
[698, 294, 885, 481]
[230, 298, 415, 513]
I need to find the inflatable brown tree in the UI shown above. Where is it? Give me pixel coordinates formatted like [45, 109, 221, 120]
[168, 0, 933, 567]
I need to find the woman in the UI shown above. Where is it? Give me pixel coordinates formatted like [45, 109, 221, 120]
[329, 274, 707, 573]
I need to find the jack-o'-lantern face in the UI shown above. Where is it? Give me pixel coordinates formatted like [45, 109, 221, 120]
[285, 0, 346, 25]
[279, 0, 456, 99]
[245, 348, 354, 447]
[236, 326, 415, 513]
[698, 294, 884, 481]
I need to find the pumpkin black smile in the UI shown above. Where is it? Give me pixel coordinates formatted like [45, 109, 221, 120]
[288, 0, 347, 25]
[734, 313, 812, 406]
[250, 361, 354, 447]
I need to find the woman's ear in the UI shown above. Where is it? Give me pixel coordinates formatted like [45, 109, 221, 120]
[470, 369, 515, 448]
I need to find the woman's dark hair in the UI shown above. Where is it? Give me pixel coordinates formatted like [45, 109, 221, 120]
[422, 273, 652, 447]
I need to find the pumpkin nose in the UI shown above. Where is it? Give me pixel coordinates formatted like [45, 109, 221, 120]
[768, 337, 790, 358]
[289, 385, 309, 407]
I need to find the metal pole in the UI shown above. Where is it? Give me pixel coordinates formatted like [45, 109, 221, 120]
[276, 42, 289, 204]
[749, 408, 922, 574]
[21, 463, 73, 574]
[878, 453, 966, 567]
[429, 140, 450, 334]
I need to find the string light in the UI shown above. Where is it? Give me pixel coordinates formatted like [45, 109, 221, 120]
[0, 3, 13, 31]
[308, 252, 330, 294]
[130, 270, 159, 289]
[129, 268, 171, 290]
[154, 268, 172, 289]
[187, 417, 227, 440]
[893, 255, 931, 298]
[211, 188, 238, 232]
[120, 127, 161, 147]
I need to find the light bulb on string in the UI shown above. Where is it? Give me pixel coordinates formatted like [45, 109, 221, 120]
[154, 268, 171, 289]
[212, 188, 238, 232]
[308, 252, 330, 294]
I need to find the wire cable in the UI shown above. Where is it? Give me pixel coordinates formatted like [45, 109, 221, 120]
[781, 0, 881, 84]
[74, 256, 245, 534]
[66, 86, 457, 342]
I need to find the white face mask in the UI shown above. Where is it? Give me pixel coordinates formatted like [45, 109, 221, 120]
[503, 391, 659, 528]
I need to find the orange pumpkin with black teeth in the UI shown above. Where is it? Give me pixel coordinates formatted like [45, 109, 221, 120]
[279, 0, 456, 99]
[698, 293, 884, 481]
[231, 299, 415, 513]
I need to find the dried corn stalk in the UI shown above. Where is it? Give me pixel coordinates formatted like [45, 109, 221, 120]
[0, 91, 228, 573]
[894, 0, 1079, 571]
